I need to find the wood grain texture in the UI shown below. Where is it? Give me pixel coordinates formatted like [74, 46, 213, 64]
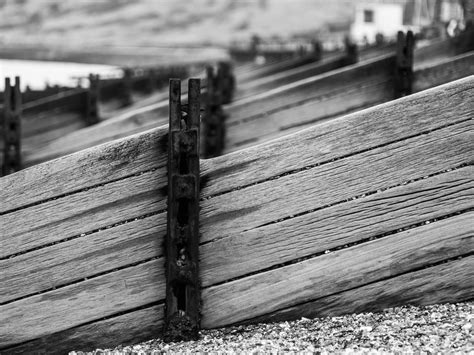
[225, 55, 395, 125]
[0, 258, 165, 347]
[201, 212, 474, 328]
[239, 256, 474, 326]
[1, 304, 164, 355]
[200, 167, 474, 286]
[1, 214, 165, 303]
[1, 167, 166, 258]
[200, 76, 474, 198]
[200, 120, 473, 242]
[0, 125, 168, 214]
[413, 51, 474, 92]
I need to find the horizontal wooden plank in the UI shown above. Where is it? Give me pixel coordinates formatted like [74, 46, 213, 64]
[225, 77, 394, 152]
[413, 38, 454, 69]
[2, 304, 164, 355]
[413, 51, 474, 92]
[234, 54, 348, 100]
[1, 167, 166, 258]
[200, 120, 473, 242]
[201, 212, 474, 328]
[200, 76, 474, 198]
[24, 94, 176, 166]
[239, 256, 474, 326]
[22, 111, 85, 138]
[0, 125, 168, 214]
[226, 55, 395, 125]
[22, 120, 86, 157]
[237, 54, 323, 84]
[0, 258, 165, 347]
[200, 167, 474, 286]
[1, 213, 165, 303]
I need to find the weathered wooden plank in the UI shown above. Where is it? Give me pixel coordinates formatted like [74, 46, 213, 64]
[234, 54, 348, 100]
[0, 125, 168, 214]
[1, 214, 165, 303]
[200, 167, 474, 286]
[2, 304, 164, 355]
[413, 51, 474, 92]
[413, 38, 454, 69]
[200, 76, 473, 198]
[239, 256, 474, 326]
[0, 258, 165, 348]
[25, 102, 170, 167]
[200, 120, 473, 241]
[1, 167, 166, 258]
[237, 54, 324, 84]
[22, 119, 86, 155]
[225, 78, 394, 152]
[21, 111, 85, 138]
[226, 55, 395, 125]
[201, 212, 474, 328]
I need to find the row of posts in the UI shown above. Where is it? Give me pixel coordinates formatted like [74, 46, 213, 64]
[0, 62, 235, 177]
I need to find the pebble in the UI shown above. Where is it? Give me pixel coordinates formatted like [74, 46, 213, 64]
[71, 302, 473, 354]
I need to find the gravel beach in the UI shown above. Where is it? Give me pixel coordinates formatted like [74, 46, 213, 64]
[71, 301, 473, 354]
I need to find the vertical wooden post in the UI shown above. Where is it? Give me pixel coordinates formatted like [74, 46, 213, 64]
[312, 39, 322, 61]
[120, 67, 133, 107]
[344, 36, 358, 65]
[202, 67, 226, 158]
[145, 68, 156, 94]
[218, 61, 235, 105]
[2, 77, 22, 176]
[86, 74, 100, 125]
[395, 31, 414, 99]
[164, 78, 201, 342]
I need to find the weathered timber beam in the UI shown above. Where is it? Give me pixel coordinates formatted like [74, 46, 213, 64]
[164, 78, 201, 341]
[1, 76, 22, 176]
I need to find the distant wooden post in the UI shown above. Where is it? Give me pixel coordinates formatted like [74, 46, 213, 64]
[86, 74, 100, 125]
[455, 0, 474, 53]
[2, 77, 22, 176]
[395, 31, 415, 98]
[120, 67, 133, 107]
[312, 39, 322, 61]
[218, 61, 235, 105]
[164, 78, 201, 342]
[202, 66, 226, 158]
[145, 68, 157, 94]
[344, 36, 358, 65]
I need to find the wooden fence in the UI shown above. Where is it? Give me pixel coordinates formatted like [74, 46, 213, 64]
[0, 74, 472, 354]
[16, 43, 377, 167]
[0, 64, 195, 176]
[224, 49, 474, 152]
